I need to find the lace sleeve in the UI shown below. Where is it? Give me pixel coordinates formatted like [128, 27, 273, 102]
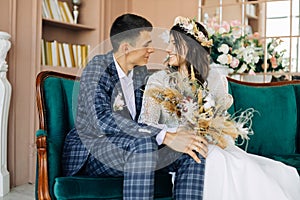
[207, 67, 234, 110]
[207, 68, 228, 95]
[138, 71, 167, 129]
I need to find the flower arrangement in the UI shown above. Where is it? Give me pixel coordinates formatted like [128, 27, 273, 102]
[206, 18, 288, 74]
[145, 72, 254, 149]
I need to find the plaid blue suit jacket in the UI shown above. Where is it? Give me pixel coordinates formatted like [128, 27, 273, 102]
[62, 51, 161, 176]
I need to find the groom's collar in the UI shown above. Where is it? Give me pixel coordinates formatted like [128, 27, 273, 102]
[113, 55, 134, 79]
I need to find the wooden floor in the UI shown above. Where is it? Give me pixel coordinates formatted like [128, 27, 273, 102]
[0, 184, 35, 200]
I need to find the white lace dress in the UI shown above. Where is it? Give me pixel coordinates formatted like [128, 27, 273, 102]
[138, 69, 300, 200]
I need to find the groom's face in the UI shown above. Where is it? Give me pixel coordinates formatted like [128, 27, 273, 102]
[127, 30, 154, 67]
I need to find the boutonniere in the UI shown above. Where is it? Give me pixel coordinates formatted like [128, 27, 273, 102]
[113, 92, 125, 111]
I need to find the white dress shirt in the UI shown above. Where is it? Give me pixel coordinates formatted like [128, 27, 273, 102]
[114, 56, 136, 119]
[113, 56, 169, 145]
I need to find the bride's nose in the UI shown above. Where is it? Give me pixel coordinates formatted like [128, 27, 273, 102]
[165, 43, 173, 53]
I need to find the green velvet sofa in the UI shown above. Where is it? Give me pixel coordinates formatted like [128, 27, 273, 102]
[35, 71, 173, 200]
[227, 77, 300, 174]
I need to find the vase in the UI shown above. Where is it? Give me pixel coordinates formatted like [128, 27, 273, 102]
[242, 74, 272, 83]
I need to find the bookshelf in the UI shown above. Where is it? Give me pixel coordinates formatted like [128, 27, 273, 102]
[244, 0, 259, 33]
[40, 0, 102, 76]
[42, 18, 95, 30]
[41, 65, 84, 75]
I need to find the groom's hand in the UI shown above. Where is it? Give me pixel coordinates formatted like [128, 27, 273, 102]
[163, 127, 208, 163]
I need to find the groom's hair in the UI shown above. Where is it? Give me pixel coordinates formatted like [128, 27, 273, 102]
[110, 13, 153, 52]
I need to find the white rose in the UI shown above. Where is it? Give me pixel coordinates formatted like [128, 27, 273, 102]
[218, 27, 227, 34]
[217, 54, 229, 65]
[207, 27, 215, 35]
[243, 47, 255, 64]
[218, 44, 229, 54]
[253, 55, 260, 64]
[186, 23, 194, 31]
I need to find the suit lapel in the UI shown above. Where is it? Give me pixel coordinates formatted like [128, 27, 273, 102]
[108, 59, 148, 121]
[108, 61, 132, 120]
[133, 66, 148, 121]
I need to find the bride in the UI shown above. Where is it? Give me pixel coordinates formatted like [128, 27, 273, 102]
[139, 16, 300, 200]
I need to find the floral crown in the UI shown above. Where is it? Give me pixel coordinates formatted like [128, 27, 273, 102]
[173, 16, 213, 48]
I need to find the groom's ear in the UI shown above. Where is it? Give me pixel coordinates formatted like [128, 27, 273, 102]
[119, 42, 130, 55]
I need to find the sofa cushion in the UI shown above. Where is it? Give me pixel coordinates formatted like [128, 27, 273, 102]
[54, 174, 173, 200]
[228, 81, 297, 156]
[292, 85, 300, 151]
[43, 77, 79, 197]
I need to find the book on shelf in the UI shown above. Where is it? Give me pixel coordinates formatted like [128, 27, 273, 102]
[72, 44, 78, 67]
[41, 40, 89, 68]
[58, 1, 68, 23]
[48, 0, 62, 21]
[81, 44, 89, 68]
[68, 43, 76, 67]
[58, 43, 66, 67]
[45, 41, 53, 66]
[51, 40, 60, 66]
[77, 45, 82, 68]
[43, 0, 74, 24]
[61, 1, 74, 23]
[62, 42, 72, 68]
[42, 0, 51, 19]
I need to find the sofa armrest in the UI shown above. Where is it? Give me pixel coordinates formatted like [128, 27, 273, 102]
[36, 129, 51, 200]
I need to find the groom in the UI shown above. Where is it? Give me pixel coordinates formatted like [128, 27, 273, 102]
[62, 13, 208, 199]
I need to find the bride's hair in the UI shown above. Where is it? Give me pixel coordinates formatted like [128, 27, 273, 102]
[170, 21, 211, 84]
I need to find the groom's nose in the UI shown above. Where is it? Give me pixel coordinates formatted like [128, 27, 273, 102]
[147, 46, 154, 53]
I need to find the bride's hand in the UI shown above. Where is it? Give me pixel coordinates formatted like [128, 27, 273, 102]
[163, 127, 208, 163]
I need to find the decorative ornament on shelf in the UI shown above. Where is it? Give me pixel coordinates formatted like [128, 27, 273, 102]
[72, 0, 81, 24]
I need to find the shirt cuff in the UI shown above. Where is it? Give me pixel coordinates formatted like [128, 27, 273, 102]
[156, 126, 177, 145]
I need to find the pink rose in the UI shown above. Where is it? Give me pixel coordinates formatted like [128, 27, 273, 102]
[248, 69, 256, 75]
[230, 20, 241, 27]
[221, 21, 230, 33]
[270, 57, 278, 69]
[253, 32, 260, 39]
[213, 24, 220, 32]
[230, 57, 240, 68]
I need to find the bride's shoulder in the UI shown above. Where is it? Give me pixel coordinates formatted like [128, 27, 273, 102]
[148, 69, 169, 81]
[150, 69, 169, 76]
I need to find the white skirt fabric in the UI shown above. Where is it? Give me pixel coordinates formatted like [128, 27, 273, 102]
[203, 144, 300, 200]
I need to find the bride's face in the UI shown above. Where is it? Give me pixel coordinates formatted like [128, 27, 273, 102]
[166, 35, 187, 68]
